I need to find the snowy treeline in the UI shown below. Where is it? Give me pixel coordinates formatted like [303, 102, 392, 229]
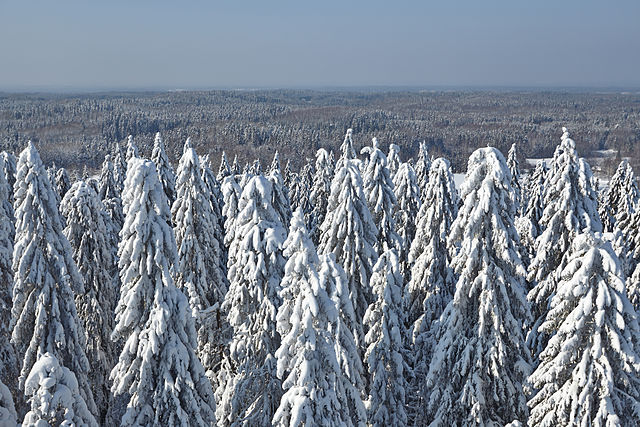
[2, 126, 640, 426]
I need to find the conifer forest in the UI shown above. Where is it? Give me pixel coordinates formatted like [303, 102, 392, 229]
[3, 91, 640, 427]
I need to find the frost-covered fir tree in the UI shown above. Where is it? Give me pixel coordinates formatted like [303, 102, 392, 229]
[414, 140, 431, 199]
[172, 141, 228, 385]
[309, 148, 334, 244]
[151, 132, 177, 207]
[600, 159, 638, 233]
[54, 166, 71, 202]
[1, 151, 17, 200]
[98, 154, 125, 240]
[405, 158, 458, 333]
[318, 157, 377, 344]
[217, 175, 285, 426]
[217, 151, 232, 183]
[0, 153, 17, 410]
[268, 151, 292, 230]
[272, 209, 345, 427]
[0, 377, 16, 426]
[61, 180, 119, 423]
[528, 128, 602, 358]
[22, 352, 96, 426]
[423, 147, 531, 426]
[387, 143, 401, 180]
[363, 249, 407, 427]
[319, 253, 366, 427]
[288, 159, 313, 224]
[507, 142, 522, 213]
[516, 161, 547, 260]
[201, 154, 226, 254]
[338, 128, 356, 169]
[125, 134, 139, 162]
[11, 142, 97, 417]
[392, 162, 421, 279]
[113, 141, 127, 194]
[231, 155, 241, 176]
[221, 175, 242, 252]
[528, 233, 640, 426]
[111, 158, 215, 426]
[363, 137, 401, 254]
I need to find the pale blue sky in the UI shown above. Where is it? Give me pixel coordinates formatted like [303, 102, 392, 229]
[1, 0, 639, 90]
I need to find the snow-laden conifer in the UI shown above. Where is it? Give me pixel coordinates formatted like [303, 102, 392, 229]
[600, 159, 639, 233]
[61, 180, 119, 422]
[216, 175, 285, 426]
[172, 141, 228, 385]
[309, 148, 334, 244]
[22, 352, 97, 427]
[201, 154, 226, 244]
[54, 166, 71, 202]
[507, 142, 522, 213]
[387, 143, 401, 179]
[528, 233, 640, 426]
[319, 253, 366, 427]
[125, 134, 138, 162]
[423, 147, 531, 426]
[268, 151, 292, 230]
[528, 128, 602, 357]
[363, 137, 401, 253]
[288, 160, 313, 225]
[272, 209, 345, 426]
[11, 142, 97, 417]
[318, 157, 377, 344]
[151, 132, 176, 206]
[221, 175, 242, 252]
[0, 377, 16, 426]
[113, 142, 127, 194]
[111, 158, 215, 426]
[337, 128, 356, 169]
[405, 158, 458, 333]
[217, 151, 232, 182]
[231, 155, 241, 175]
[363, 249, 407, 427]
[516, 161, 546, 259]
[414, 140, 431, 199]
[98, 154, 125, 241]
[392, 162, 421, 279]
[1, 151, 16, 200]
[0, 153, 17, 410]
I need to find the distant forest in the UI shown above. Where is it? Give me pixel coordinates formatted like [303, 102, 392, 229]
[1, 89, 639, 174]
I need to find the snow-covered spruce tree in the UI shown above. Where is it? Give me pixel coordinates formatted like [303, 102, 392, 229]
[98, 154, 125, 239]
[528, 233, 640, 426]
[363, 138, 401, 254]
[11, 142, 97, 417]
[250, 158, 262, 175]
[217, 151, 232, 182]
[125, 134, 139, 162]
[111, 158, 215, 426]
[507, 142, 522, 214]
[151, 132, 177, 207]
[54, 166, 71, 202]
[319, 253, 366, 427]
[0, 377, 16, 426]
[0, 153, 18, 410]
[231, 155, 241, 176]
[337, 128, 356, 169]
[600, 159, 638, 233]
[268, 151, 292, 230]
[309, 148, 334, 245]
[516, 161, 547, 260]
[318, 157, 377, 345]
[61, 180, 119, 423]
[392, 162, 421, 279]
[528, 128, 602, 358]
[414, 140, 431, 200]
[1, 151, 16, 206]
[387, 143, 401, 180]
[172, 141, 228, 384]
[363, 249, 407, 427]
[216, 175, 286, 426]
[288, 160, 313, 223]
[22, 352, 96, 426]
[272, 209, 345, 426]
[113, 141, 127, 194]
[283, 159, 294, 191]
[221, 175, 242, 252]
[423, 147, 531, 426]
[201, 154, 227, 274]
